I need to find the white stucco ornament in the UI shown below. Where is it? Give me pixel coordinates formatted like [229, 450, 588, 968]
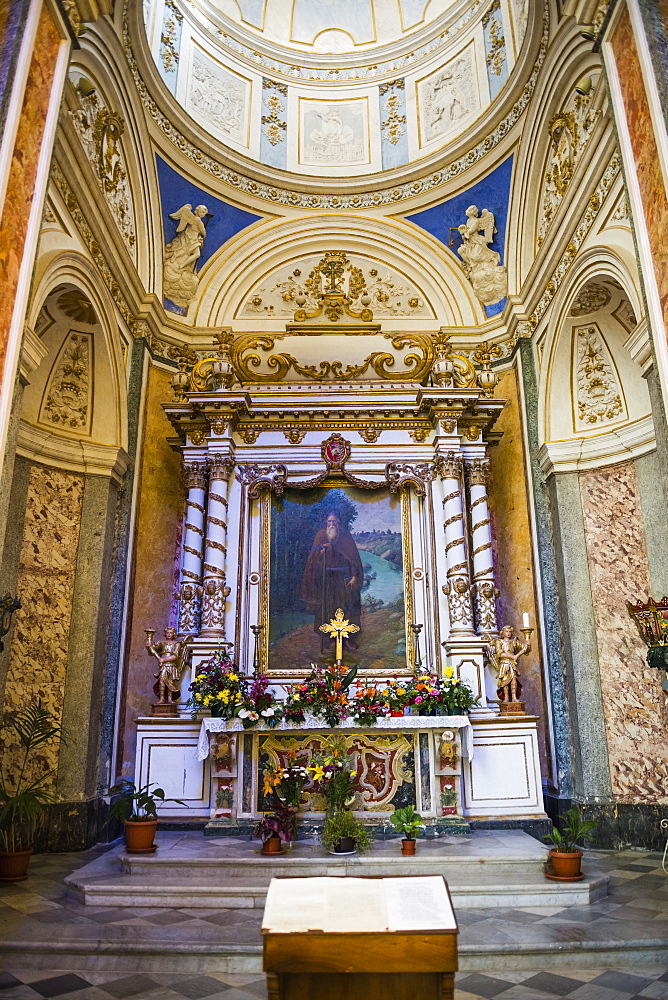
[456, 205, 507, 306]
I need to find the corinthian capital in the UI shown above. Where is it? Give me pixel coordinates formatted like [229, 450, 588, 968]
[207, 454, 235, 481]
[183, 462, 208, 490]
[436, 452, 463, 481]
[465, 458, 490, 488]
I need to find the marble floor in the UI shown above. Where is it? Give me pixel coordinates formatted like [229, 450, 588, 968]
[0, 839, 666, 997]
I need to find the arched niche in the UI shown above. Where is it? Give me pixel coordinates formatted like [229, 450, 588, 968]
[20, 270, 129, 482]
[538, 268, 652, 475]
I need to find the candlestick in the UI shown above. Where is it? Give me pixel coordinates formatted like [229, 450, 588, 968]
[250, 624, 262, 676]
[522, 612, 530, 629]
[144, 628, 155, 644]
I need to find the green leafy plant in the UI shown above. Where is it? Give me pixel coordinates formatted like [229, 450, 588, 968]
[321, 809, 373, 852]
[543, 805, 598, 853]
[0, 703, 65, 853]
[389, 805, 424, 840]
[105, 780, 186, 824]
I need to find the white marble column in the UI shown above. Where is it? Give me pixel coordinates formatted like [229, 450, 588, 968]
[178, 461, 207, 635]
[438, 452, 475, 636]
[200, 454, 234, 638]
[465, 457, 498, 635]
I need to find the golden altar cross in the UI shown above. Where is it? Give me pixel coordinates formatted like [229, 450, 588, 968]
[319, 608, 360, 664]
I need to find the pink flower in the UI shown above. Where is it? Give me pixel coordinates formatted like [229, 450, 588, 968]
[414, 696, 423, 704]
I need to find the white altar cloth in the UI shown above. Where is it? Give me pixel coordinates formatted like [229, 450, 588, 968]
[197, 714, 473, 762]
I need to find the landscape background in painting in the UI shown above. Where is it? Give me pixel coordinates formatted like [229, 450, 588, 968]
[268, 486, 406, 672]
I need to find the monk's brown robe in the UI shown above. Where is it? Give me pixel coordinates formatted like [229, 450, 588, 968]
[299, 528, 364, 638]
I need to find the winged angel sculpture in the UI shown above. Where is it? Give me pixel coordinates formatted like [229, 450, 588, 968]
[163, 203, 209, 309]
[457, 205, 507, 306]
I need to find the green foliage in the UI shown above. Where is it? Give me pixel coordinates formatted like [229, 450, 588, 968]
[105, 780, 186, 824]
[321, 809, 373, 852]
[389, 805, 424, 840]
[0, 703, 65, 853]
[543, 805, 598, 853]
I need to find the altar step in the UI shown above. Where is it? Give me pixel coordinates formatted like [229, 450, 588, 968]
[65, 830, 608, 911]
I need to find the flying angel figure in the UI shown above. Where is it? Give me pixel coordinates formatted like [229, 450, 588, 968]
[163, 203, 210, 308]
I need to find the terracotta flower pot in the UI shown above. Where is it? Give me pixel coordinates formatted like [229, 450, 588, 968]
[548, 848, 583, 879]
[390, 711, 404, 717]
[401, 838, 416, 856]
[0, 848, 33, 881]
[124, 819, 159, 853]
[261, 835, 283, 855]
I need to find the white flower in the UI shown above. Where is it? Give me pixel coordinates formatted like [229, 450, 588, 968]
[261, 708, 275, 717]
[238, 709, 250, 718]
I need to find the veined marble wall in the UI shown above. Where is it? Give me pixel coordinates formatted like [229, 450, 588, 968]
[609, 9, 668, 356]
[116, 365, 183, 775]
[2, 464, 84, 788]
[0, 2, 61, 393]
[488, 368, 548, 776]
[579, 461, 668, 803]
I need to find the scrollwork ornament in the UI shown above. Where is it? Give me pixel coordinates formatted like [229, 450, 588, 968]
[465, 458, 490, 488]
[385, 462, 435, 497]
[183, 462, 207, 490]
[178, 582, 202, 634]
[473, 580, 499, 634]
[442, 577, 474, 629]
[201, 577, 231, 631]
[237, 463, 288, 498]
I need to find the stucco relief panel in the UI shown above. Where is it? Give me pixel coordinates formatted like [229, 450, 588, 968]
[416, 41, 481, 148]
[3, 466, 84, 787]
[572, 323, 626, 431]
[299, 98, 370, 166]
[579, 463, 668, 803]
[187, 46, 251, 148]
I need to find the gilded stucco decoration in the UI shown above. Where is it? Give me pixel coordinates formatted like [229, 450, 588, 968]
[482, 0, 506, 75]
[380, 80, 406, 146]
[569, 282, 611, 317]
[292, 251, 373, 322]
[574, 324, 626, 428]
[69, 86, 137, 257]
[240, 254, 430, 319]
[39, 332, 93, 432]
[161, 0, 183, 73]
[262, 79, 287, 146]
[537, 82, 601, 247]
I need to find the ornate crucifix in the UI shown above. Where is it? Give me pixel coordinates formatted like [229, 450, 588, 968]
[320, 252, 345, 295]
[319, 608, 360, 664]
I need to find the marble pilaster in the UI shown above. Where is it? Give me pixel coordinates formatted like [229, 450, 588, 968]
[465, 457, 497, 635]
[178, 460, 207, 634]
[438, 452, 474, 636]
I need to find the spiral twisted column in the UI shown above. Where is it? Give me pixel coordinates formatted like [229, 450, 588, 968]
[465, 457, 498, 635]
[200, 454, 235, 638]
[178, 462, 207, 635]
[437, 452, 474, 637]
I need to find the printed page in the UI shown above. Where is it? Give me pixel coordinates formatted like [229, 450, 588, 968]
[262, 877, 388, 932]
[384, 876, 456, 931]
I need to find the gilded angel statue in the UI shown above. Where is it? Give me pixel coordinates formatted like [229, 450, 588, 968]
[163, 203, 209, 310]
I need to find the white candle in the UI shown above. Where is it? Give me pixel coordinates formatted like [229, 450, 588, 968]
[522, 612, 530, 628]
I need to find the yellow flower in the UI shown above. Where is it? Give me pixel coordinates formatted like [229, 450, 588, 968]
[204, 695, 213, 706]
[228, 673, 239, 682]
[235, 693, 242, 702]
[396, 688, 405, 697]
[195, 674, 206, 682]
[444, 666, 454, 679]
[311, 764, 325, 782]
[292, 694, 301, 702]
[194, 693, 202, 702]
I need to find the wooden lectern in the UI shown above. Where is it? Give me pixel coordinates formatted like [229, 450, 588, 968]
[262, 875, 458, 1000]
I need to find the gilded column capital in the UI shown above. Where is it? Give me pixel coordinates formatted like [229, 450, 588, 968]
[385, 461, 435, 497]
[207, 455, 235, 481]
[183, 461, 208, 490]
[465, 458, 490, 488]
[436, 452, 463, 480]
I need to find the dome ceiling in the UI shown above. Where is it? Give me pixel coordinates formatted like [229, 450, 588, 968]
[144, 0, 531, 178]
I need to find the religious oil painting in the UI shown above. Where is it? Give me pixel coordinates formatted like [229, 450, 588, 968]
[267, 486, 407, 673]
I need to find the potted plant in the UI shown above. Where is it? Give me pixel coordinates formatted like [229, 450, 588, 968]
[543, 805, 598, 879]
[321, 809, 372, 855]
[256, 753, 310, 854]
[106, 780, 186, 853]
[253, 814, 286, 854]
[0, 703, 65, 880]
[389, 805, 424, 855]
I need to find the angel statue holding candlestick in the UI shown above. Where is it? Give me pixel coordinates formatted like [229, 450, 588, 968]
[484, 623, 532, 711]
[145, 626, 190, 712]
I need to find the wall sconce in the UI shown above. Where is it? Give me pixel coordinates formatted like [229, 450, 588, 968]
[575, 75, 592, 96]
[626, 596, 668, 692]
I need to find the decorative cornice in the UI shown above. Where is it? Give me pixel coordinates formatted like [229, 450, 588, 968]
[123, 1, 549, 209]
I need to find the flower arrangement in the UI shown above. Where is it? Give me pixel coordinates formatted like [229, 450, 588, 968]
[351, 683, 389, 727]
[255, 750, 311, 844]
[379, 678, 410, 715]
[308, 735, 359, 812]
[237, 674, 284, 730]
[284, 663, 357, 728]
[187, 647, 245, 719]
[409, 668, 478, 715]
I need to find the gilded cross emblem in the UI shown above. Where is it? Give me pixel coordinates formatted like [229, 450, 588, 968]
[319, 608, 360, 664]
[320, 252, 345, 295]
